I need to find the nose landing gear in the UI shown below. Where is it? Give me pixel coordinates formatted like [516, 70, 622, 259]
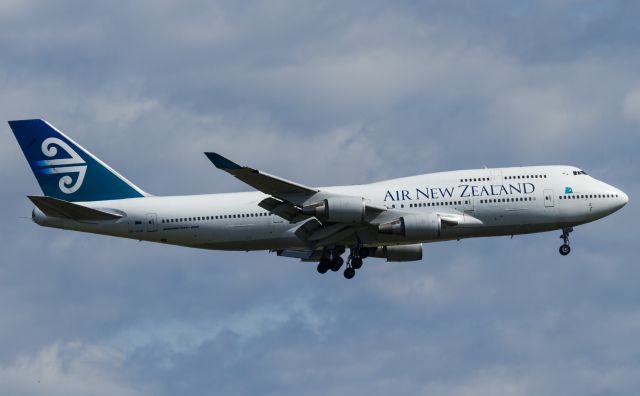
[559, 227, 573, 256]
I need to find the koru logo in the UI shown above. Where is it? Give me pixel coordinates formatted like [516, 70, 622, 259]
[33, 137, 87, 194]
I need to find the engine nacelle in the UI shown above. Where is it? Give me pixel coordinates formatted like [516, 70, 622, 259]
[302, 196, 365, 223]
[372, 244, 423, 262]
[378, 214, 440, 240]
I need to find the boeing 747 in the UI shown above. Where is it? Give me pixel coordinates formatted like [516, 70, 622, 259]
[9, 119, 629, 279]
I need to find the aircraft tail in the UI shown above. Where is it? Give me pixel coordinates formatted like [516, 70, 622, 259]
[9, 119, 147, 202]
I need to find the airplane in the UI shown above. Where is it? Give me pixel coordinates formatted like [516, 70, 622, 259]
[9, 119, 629, 279]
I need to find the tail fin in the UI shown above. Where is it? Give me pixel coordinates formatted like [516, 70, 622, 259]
[9, 119, 147, 202]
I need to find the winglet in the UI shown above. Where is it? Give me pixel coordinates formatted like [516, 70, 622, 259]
[204, 152, 242, 170]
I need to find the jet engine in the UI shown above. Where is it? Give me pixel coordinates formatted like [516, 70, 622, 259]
[302, 196, 365, 223]
[371, 244, 423, 262]
[377, 214, 441, 240]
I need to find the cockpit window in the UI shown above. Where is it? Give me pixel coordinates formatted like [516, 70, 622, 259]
[572, 170, 588, 176]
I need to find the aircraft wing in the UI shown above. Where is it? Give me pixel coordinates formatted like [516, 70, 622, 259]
[204, 152, 391, 246]
[204, 153, 480, 249]
[204, 152, 318, 205]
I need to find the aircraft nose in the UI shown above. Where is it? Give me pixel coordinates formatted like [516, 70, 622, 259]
[619, 190, 629, 206]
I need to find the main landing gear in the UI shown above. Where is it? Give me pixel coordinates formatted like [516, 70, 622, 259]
[343, 242, 369, 279]
[559, 227, 573, 256]
[317, 244, 369, 279]
[316, 248, 344, 274]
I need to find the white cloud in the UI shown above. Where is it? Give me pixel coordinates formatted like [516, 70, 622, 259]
[109, 297, 328, 365]
[0, 342, 148, 396]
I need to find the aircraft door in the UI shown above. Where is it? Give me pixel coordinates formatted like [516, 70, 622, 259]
[490, 169, 503, 185]
[145, 213, 158, 232]
[462, 197, 474, 213]
[543, 190, 554, 208]
[269, 212, 285, 236]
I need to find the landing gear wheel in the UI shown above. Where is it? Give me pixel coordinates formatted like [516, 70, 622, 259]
[317, 257, 331, 274]
[317, 261, 329, 274]
[343, 267, 355, 279]
[351, 257, 363, 270]
[559, 227, 573, 256]
[330, 256, 344, 272]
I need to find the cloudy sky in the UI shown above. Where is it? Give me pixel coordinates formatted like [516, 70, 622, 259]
[1, 0, 639, 394]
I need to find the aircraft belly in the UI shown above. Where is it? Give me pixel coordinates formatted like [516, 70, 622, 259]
[195, 236, 304, 251]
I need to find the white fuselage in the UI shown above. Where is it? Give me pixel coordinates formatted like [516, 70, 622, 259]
[32, 165, 628, 251]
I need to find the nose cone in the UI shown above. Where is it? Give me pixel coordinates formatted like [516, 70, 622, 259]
[609, 187, 629, 213]
[619, 190, 629, 206]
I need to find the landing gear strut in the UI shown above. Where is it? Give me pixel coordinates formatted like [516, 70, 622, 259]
[343, 241, 367, 279]
[559, 227, 573, 256]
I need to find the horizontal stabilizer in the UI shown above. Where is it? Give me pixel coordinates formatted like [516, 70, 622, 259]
[28, 196, 122, 221]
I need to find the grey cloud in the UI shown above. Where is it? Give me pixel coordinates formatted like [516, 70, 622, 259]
[2, 0, 640, 395]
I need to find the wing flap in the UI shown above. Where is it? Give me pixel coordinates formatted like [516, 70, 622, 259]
[307, 223, 351, 241]
[294, 218, 323, 241]
[258, 197, 309, 223]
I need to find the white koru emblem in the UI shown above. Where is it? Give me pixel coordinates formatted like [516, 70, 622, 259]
[34, 137, 87, 194]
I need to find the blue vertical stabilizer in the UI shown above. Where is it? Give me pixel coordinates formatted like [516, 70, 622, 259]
[9, 119, 146, 201]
